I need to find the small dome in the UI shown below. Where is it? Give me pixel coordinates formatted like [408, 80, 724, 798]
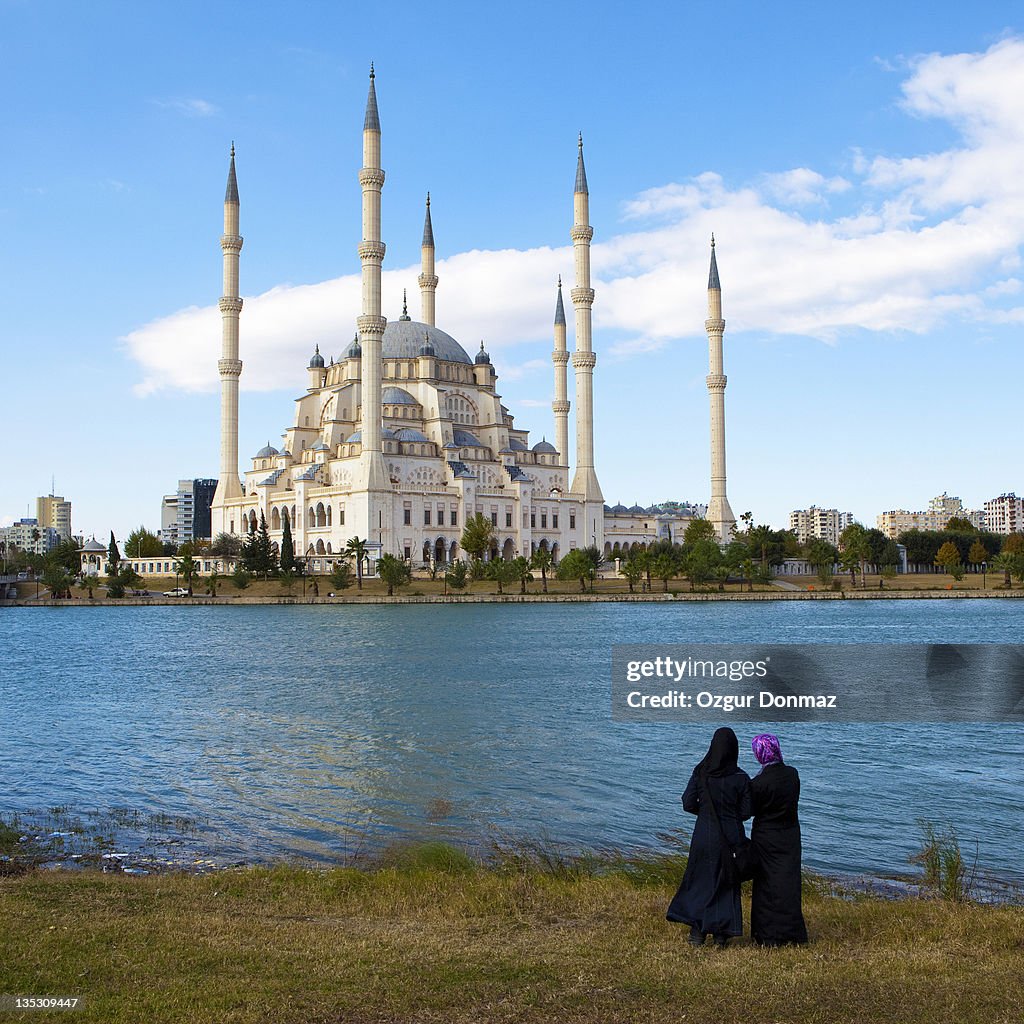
[395, 428, 429, 443]
[453, 428, 484, 447]
[532, 439, 557, 454]
[382, 386, 419, 406]
[346, 335, 362, 359]
[308, 344, 325, 369]
[381, 427, 398, 440]
[345, 431, 362, 443]
[310, 441, 330, 451]
[610, 503, 629, 514]
[474, 341, 491, 365]
[81, 538, 106, 552]
[509, 438, 528, 452]
[256, 442, 280, 458]
[629, 504, 646, 513]
[419, 336, 436, 356]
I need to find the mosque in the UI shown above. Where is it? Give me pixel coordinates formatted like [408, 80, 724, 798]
[209, 69, 734, 569]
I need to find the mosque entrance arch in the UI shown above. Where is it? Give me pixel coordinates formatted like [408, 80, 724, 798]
[434, 537, 446, 565]
[502, 538, 515, 561]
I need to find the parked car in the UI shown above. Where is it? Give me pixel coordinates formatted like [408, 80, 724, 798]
[163, 587, 190, 597]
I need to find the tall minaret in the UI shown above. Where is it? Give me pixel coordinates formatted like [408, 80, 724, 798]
[705, 235, 736, 543]
[358, 64, 389, 493]
[418, 192, 437, 326]
[569, 134, 604, 536]
[214, 144, 243, 509]
[552, 276, 570, 468]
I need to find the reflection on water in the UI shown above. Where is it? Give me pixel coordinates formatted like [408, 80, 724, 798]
[2, 600, 1022, 879]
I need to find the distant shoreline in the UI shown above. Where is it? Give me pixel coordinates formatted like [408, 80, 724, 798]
[5, 590, 1024, 607]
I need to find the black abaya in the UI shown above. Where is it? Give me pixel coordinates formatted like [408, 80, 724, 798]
[666, 766, 752, 937]
[749, 762, 808, 946]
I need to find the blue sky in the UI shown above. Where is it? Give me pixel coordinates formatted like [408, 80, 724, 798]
[2, 1, 1022, 540]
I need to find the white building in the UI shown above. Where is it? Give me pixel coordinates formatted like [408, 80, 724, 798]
[0, 518, 60, 556]
[210, 70, 733, 566]
[788, 507, 853, 546]
[161, 478, 218, 546]
[983, 493, 1023, 535]
[876, 493, 986, 538]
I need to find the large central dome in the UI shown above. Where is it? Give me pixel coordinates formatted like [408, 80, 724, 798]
[382, 319, 472, 364]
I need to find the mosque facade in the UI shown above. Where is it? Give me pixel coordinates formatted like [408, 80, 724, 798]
[210, 70, 732, 569]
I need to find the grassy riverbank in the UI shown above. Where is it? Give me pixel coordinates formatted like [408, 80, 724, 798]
[1, 845, 1021, 1024]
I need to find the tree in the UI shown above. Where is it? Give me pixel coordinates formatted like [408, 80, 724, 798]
[839, 523, 871, 588]
[652, 552, 679, 593]
[125, 526, 164, 559]
[683, 518, 718, 546]
[530, 548, 553, 594]
[968, 539, 988, 570]
[119, 565, 143, 594]
[77, 573, 100, 599]
[460, 513, 495, 563]
[41, 563, 73, 599]
[174, 551, 198, 596]
[231, 566, 251, 589]
[945, 516, 977, 533]
[878, 539, 901, 575]
[205, 571, 220, 597]
[279, 511, 296, 574]
[990, 552, 1016, 589]
[48, 538, 83, 574]
[619, 555, 645, 593]
[107, 531, 121, 574]
[248, 512, 277, 579]
[445, 560, 468, 592]
[806, 538, 837, 585]
[557, 548, 594, 593]
[210, 532, 242, 560]
[485, 557, 519, 595]
[1004, 533, 1024, 556]
[685, 540, 722, 591]
[278, 568, 296, 594]
[377, 553, 411, 596]
[510, 556, 533, 594]
[329, 562, 354, 591]
[344, 536, 369, 590]
[935, 540, 963, 580]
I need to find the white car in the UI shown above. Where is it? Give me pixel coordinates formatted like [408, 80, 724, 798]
[162, 587, 190, 597]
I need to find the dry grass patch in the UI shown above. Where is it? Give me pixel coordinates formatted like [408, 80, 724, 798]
[1, 855, 1021, 1024]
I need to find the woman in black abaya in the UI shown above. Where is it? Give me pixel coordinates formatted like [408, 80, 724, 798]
[666, 727, 752, 947]
[749, 733, 808, 946]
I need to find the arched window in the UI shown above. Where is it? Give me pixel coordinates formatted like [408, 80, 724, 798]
[271, 507, 281, 531]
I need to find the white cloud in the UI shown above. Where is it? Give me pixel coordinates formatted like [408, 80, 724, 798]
[154, 98, 219, 118]
[126, 38, 1024, 396]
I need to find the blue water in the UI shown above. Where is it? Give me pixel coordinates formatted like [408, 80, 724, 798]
[2, 600, 1022, 880]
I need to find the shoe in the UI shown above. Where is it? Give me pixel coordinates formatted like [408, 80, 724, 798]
[688, 926, 706, 947]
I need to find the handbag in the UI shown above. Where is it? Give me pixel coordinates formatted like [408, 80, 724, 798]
[699, 772, 757, 883]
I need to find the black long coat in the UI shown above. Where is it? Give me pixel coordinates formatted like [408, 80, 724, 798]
[750, 762, 808, 945]
[666, 767, 752, 936]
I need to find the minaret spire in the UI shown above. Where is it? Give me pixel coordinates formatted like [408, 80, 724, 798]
[705, 234, 736, 543]
[213, 144, 244, 521]
[358, 63, 389, 495]
[552, 276, 570, 469]
[569, 134, 604, 535]
[418, 191, 438, 325]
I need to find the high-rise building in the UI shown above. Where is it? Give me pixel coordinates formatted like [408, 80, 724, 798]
[789, 507, 854, 546]
[0, 518, 60, 556]
[983, 493, 1023, 535]
[876, 493, 986, 538]
[36, 493, 72, 540]
[161, 478, 218, 546]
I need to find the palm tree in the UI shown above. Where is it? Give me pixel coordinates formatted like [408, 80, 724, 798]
[618, 556, 644, 593]
[485, 557, 518, 595]
[174, 551, 197, 596]
[990, 552, 1016, 590]
[530, 548, 553, 594]
[344, 536, 369, 589]
[511, 556, 533, 594]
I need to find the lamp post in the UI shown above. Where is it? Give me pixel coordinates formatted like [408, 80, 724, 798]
[982, 561, 987, 591]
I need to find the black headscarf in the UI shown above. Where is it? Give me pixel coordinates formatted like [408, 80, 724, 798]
[698, 726, 739, 777]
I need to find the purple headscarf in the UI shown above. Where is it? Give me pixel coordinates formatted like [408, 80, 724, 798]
[752, 733, 783, 766]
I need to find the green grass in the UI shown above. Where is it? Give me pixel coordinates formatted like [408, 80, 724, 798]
[1, 844, 1021, 1024]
